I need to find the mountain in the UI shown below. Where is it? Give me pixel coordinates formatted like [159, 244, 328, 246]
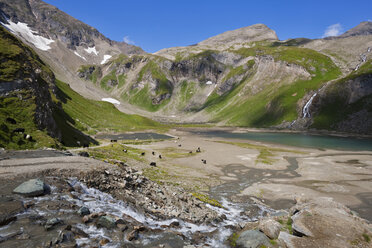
[339, 21, 372, 38]
[1, 0, 372, 135]
[0, 25, 159, 149]
[0, 0, 144, 100]
[79, 21, 372, 133]
[155, 24, 278, 60]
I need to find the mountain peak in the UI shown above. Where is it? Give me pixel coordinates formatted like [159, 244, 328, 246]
[198, 24, 278, 46]
[339, 21, 372, 38]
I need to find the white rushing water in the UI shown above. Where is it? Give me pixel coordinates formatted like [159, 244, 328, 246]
[0, 178, 272, 247]
[355, 47, 371, 71]
[61, 179, 272, 247]
[302, 92, 317, 118]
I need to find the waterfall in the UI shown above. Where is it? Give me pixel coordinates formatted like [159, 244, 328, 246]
[355, 47, 371, 71]
[302, 92, 317, 118]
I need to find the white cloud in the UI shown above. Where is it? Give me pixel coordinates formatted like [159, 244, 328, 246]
[123, 36, 135, 45]
[322, 23, 343, 37]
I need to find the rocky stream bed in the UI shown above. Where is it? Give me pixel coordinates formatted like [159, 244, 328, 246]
[1, 151, 372, 248]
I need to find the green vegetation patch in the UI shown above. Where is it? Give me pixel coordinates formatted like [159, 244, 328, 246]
[100, 69, 117, 91]
[177, 81, 197, 110]
[0, 91, 59, 149]
[143, 167, 172, 185]
[191, 192, 223, 208]
[128, 84, 170, 112]
[88, 143, 145, 163]
[137, 60, 172, 96]
[0, 26, 53, 82]
[215, 140, 306, 165]
[228, 232, 240, 247]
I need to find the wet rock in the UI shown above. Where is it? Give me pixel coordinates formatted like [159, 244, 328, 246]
[258, 218, 282, 239]
[16, 233, 30, 240]
[78, 151, 89, 157]
[0, 198, 23, 226]
[117, 223, 128, 232]
[71, 226, 88, 238]
[99, 238, 110, 245]
[45, 218, 63, 231]
[169, 221, 180, 228]
[0, 229, 23, 243]
[55, 230, 75, 244]
[77, 206, 90, 216]
[97, 215, 116, 229]
[82, 215, 90, 223]
[127, 229, 139, 241]
[23, 201, 35, 209]
[235, 230, 271, 248]
[13, 179, 50, 197]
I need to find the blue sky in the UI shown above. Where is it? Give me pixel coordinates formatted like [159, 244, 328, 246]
[44, 0, 371, 53]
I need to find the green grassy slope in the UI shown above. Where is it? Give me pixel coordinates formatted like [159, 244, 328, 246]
[204, 45, 341, 127]
[55, 80, 163, 134]
[311, 60, 372, 130]
[0, 26, 60, 149]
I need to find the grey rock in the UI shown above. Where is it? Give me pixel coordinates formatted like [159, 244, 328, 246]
[77, 206, 90, 216]
[236, 230, 271, 248]
[0, 198, 23, 226]
[78, 151, 89, 157]
[45, 218, 62, 231]
[97, 215, 116, 229]
[13, 179, 50, 197]
[258, 218, 282, 239]
[291, 211, 314, 237]
[278, 231, 297, 248]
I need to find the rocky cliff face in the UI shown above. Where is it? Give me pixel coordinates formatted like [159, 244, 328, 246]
[0, 25, 60, 146]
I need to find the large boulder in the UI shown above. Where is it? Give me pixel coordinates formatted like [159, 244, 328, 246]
[258, 218, 282, 239]
[235, 229, 271, 248]
[13, 179, 50, 197]
[278, 197, 372, 247]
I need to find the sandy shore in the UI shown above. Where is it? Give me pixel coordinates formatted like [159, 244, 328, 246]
[129, 128, 372, 221]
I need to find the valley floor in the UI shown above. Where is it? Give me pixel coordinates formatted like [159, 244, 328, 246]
[1, 128, 372, 247]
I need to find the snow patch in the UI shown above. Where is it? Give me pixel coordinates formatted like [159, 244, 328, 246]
[206, 81, 213, 85]
[102, 98, 120, 105]
[74, 51, 86, 61]
[101, 55, 112, 64]
[84, 46, 98, 55]
[1, 19, 54, 51]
